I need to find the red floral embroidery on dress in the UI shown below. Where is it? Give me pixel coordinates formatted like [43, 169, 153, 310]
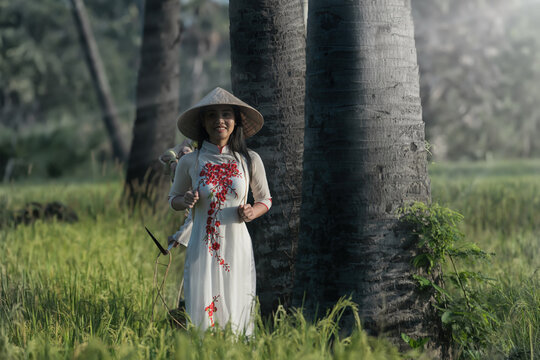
[205, 295, 220, 327]
[199, 161, 241, 272]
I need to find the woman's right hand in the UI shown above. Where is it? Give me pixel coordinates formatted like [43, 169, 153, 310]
[183, 190, 199, 208]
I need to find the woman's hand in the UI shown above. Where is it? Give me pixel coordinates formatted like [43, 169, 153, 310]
[238, 204, 255, 222]
[183, 190, 199, 208]
[168, 236, 180, 248]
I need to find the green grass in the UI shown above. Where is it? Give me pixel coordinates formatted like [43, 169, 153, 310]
[0, 159, 539, 359]
[430, 160, 540, 359]
[430, 160, 540, 274]
[0, 182, 413, 359]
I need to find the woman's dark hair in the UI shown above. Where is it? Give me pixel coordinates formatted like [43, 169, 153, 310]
[196, 105, 253, 177]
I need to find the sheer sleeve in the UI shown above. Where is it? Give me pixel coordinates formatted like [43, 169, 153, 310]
[248, 150, 272, 211]
[168, 151, 195, 208]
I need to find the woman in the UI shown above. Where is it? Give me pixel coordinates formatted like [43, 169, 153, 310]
[168, 87, 272, 335]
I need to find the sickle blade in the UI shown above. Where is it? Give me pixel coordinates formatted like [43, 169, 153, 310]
[145, 226, 168, 255]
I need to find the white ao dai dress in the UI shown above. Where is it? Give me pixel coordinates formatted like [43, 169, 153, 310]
[169, 141, 272, 335]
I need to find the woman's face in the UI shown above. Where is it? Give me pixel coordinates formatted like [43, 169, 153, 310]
[202, 105, 235, 146]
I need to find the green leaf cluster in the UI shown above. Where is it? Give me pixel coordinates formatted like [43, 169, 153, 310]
[398, 202, 466, 273]
[400, 333, 429, 350]
[399, 202, 498, 358]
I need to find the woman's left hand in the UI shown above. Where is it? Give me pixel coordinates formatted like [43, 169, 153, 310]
[238, 204, 255, 222]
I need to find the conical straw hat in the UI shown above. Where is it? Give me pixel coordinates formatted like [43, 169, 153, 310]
[177, 87, 264, 139]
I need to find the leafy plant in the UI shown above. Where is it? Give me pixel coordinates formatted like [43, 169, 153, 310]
[399, 202, 498, 358]
[401, 333, 429, 350]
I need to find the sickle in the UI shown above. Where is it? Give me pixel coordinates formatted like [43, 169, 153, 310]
[145, 226, 169, 255]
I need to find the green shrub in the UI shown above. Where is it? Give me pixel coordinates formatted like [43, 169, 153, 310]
[399, 202, 498, 359]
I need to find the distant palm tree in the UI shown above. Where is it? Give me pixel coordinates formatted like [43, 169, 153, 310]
[229, 0, 306, 315]
[294, 0, 433, 347]
[70, 0, 127, 162]
[125, 0, 181, 205]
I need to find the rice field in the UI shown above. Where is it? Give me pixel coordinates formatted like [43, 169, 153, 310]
[0, 159, 538, 359]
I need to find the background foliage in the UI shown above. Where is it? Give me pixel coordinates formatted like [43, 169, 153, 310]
[412, 0, 540, 160]
[3, 0, 540, 180]
[0, 0, 230, 180]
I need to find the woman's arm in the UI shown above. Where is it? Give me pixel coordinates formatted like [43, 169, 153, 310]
[238, 151, 272, 222]
[168, 152, 198, 211]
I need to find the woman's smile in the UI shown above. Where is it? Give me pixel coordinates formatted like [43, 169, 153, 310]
[215, 124, 228, 132]
[202, 105, 235, 146]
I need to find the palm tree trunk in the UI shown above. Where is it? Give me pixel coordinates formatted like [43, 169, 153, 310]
[70, 0, 127, 162]
[294, 0, 434, 347]
[229, 0, 306, 316]
[125, 0, 181, 206]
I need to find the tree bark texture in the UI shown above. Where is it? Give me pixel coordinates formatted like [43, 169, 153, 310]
[293, 0, 433, 346]
[70, 0, 127, 162]
[229, 0, 306, 316]
[125, 0, 181, 205]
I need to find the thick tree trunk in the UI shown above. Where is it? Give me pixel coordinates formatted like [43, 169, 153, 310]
[229, 0, 306, 316]
[70, 0, 127, 162]
[294, 0, 434, 348]
[125, 0, 181, 206]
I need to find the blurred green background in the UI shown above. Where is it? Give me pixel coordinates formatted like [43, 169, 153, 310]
[2, 0, 540, 181]
[0, 0, 230, 180]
